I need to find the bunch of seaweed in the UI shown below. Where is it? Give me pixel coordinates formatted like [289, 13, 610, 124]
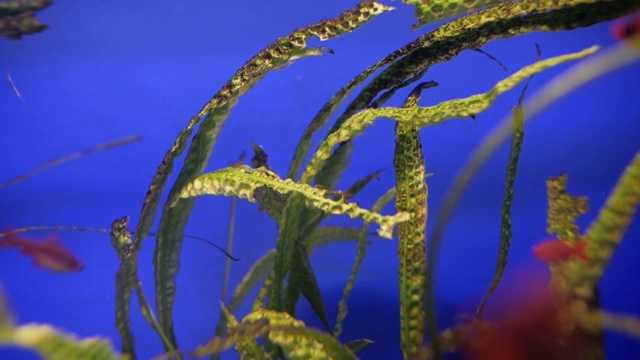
[1, 1, 640, 359]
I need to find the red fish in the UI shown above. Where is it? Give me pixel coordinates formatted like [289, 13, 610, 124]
[612, 12, 640, 41]
[532, 238, 588, 264]
[0, 230, 84, 272]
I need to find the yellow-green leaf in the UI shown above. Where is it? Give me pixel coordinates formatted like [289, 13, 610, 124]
[174, 166, 408, 239]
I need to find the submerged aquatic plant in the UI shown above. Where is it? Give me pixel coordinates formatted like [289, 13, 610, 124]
[2, 1, 640, 359]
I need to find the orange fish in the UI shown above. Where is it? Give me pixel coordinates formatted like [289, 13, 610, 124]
[612, 12, 640, 41]
[0, 230, 84, 272]
[532, 238, 588, 264]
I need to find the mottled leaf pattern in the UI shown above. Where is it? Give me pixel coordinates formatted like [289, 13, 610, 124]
[245, 310, 357, 360]
[195, 309, 357, 359]
[110, 217, 136, 358]
[395, 83, 431, 359]
[402, 0, 506, 29]
[546, 174, 589, 242]
[555, 152, 640, 313]
[175, 166, 409, 239]
[584, 151, 640, 281]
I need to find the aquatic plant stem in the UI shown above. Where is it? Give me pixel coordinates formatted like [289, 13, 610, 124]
[0, 134, 141, 189]
[222, 197, 236, 308]
[213, 196, 238, 351]
[0, 226, 236, 260]
[133, 282, 182, 360]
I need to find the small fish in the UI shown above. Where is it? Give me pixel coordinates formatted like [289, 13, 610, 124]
[612, 12, 640, 42]
[0, 230, 84, 272]
[532, 238, 588, 264]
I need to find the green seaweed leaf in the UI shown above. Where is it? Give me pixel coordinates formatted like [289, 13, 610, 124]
[214, 171, 242, 348]
[270, 195, 314, 314]
[586, 150, 640, 236]
[402, 0, 507, 29]
[192, 322, 269, 358]
[547, 174, 589, 241]
[314, 141, 353, 190]
[335, 187, 397, 338]
[133, 283, 179, 360]
[2, 325, 120, 360]
[290, 242, 331, 332]
[110, 217, 136, 359]
[196, 309, 356, 359]
[301, 47, 598, 186]
[228, 251, 277, 313]
[581, 151, 640, 284]
[174, 166, 408, 239]
[395, 82, 431, 359]
[254, 271, 275, 312]
[476, 55, 535, 318]
[245, 310, 356, 360]
[268, 324, 356, 360]
[0, 290, 119, 360]
[272, 165, 388, 318]
[474, 106, 524, 319]
[219, 304, 269, 360]
[114, 261, 135, 358]
[304, 226, 363, 249]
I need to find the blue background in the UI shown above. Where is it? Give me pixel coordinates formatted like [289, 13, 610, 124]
[1, 1, 639, 359]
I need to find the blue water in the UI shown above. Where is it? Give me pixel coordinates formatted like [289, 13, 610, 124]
[1, 1, 639, 359]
